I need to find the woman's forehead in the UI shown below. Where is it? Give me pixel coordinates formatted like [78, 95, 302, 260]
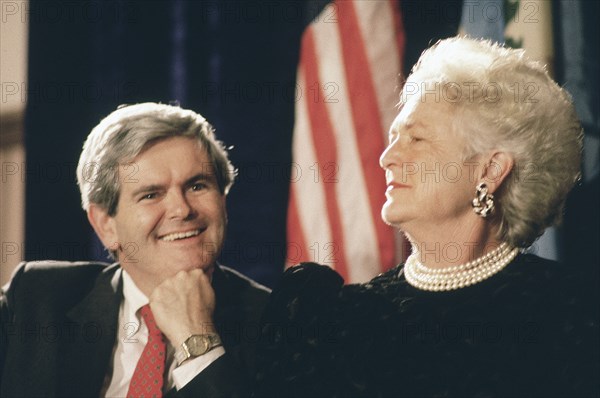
[391, 98, 454, 132]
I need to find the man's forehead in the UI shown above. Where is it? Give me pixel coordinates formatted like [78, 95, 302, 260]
[117, 138, 215, 181]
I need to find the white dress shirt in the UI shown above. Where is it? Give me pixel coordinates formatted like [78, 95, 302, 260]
[103, 270, 225, 397]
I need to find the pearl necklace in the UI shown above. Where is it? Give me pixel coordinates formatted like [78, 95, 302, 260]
[404, 242, 519, 292]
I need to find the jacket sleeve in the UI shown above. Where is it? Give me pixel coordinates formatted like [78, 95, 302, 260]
[170, 354, 250, 398]
[170, 265, 272, 398]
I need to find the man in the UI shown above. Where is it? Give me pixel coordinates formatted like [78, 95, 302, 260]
[0, 103, 270, 397]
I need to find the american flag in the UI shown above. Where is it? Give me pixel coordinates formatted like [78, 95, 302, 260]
[286, 0, 406, 282]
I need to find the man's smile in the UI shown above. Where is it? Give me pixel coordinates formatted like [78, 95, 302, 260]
[158, 229, 203, 242]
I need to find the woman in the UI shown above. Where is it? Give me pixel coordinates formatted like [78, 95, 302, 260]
[255, 37, 598, 397]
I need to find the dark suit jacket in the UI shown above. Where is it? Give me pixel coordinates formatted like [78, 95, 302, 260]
[0, 261, 270, 397]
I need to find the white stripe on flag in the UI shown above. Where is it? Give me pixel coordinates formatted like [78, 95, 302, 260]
[311, 4, 382, 282]
[289, 69, 335, 268]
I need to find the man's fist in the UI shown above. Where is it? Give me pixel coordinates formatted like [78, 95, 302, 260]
[149, 268, 217, 347]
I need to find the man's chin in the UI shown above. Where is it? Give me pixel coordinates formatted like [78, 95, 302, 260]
[183, 261, 216, 280]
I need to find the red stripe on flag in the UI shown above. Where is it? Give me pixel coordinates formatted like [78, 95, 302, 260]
[285, 188, 309, 268]
[336, 1, 396, 271]
[300, 28, 350, 279]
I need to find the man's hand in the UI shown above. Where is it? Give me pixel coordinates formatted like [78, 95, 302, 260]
[149, 268, 217, 347]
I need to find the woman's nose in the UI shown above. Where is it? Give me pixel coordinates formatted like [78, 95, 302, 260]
[380, 136, 402, 169]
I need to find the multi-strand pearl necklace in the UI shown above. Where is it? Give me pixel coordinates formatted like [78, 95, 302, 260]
[403, 242, 519, 292]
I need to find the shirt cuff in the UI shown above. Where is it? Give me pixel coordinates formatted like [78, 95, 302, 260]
[172, 346, 226, 390]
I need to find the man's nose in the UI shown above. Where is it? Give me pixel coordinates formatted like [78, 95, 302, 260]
[166, 190, 194, 219]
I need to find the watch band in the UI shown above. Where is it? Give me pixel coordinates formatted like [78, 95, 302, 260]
[174, 334, 222, 366]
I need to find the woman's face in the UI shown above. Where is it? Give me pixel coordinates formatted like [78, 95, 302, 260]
[380, 98, 483, 235]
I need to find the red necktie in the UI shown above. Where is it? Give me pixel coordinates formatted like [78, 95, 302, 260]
[127, 304, 166, 398]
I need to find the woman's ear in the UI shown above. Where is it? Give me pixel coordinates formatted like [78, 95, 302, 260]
[87, 204, 120, 252]
[480, 151, 514, 194]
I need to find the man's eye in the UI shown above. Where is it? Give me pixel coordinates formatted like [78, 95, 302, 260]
[191, 183, 207, 191]
[140, 193, 157, 201]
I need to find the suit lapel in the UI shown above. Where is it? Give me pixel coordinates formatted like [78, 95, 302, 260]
[59, 264, 122, 397]
[211, 264, 238, 338]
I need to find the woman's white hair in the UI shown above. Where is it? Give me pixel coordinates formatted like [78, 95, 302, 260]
[402, 36, 582, 248]
[76, 102, 236, 216]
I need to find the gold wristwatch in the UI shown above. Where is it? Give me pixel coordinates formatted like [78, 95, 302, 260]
[174, 334, 223, 366]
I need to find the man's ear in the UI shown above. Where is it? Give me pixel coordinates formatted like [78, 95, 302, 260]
[87, 204, 119, 252]
[480, 151, 514, 194]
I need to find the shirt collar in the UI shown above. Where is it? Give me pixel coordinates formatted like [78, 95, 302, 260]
[121, 270, 149, 323]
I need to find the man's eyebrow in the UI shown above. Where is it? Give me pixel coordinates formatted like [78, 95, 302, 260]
[130, 184, 164, 197]
[129, 173, 216, 197]
[185, 172, 216, 186]
[185, 172, 217, 187]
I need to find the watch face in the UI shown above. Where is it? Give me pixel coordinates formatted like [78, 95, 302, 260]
[187, 335, 209, 356]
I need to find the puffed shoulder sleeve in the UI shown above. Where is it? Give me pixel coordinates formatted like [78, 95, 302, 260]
[264, 262, 344, 319]
[0, 262, 26, 387]
[254, 263, 344, 397]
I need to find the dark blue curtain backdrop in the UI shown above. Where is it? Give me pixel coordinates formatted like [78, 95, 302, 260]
[554, 0, 600, 272]
[38, 0, 600, 287]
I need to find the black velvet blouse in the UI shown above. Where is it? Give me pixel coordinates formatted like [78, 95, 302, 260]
[255, 254, 599, 397]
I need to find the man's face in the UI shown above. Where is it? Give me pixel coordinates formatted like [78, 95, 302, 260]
[95, 136, 227, 295]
